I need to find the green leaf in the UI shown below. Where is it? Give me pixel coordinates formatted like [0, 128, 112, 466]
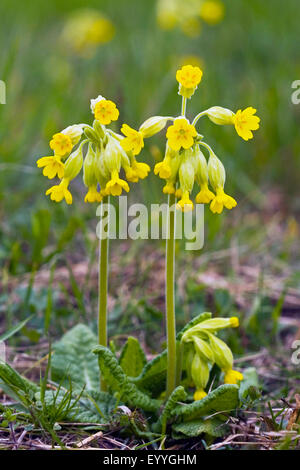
[177, 312, 212, 340]
[153, 386, 187, 434]
[133, 313, 212, 397]
[239, 367, 260, 400]
[171, 384, 239, 421]
[0, 315, 33, 342]
[132, 350, 167, 397]
[173, 418, 228, 438]
[93, 345, 160, 412]
[0, 361, 39, 399]
[52, 324, 99, 392]
[119, 337, 146, 378]
[76, 391, 117, 424]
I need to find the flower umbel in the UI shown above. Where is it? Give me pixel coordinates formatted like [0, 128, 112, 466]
[38, 94, 151, 204]
[181, 313, 243, 400]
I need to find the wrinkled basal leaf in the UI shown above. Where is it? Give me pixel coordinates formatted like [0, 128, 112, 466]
[132, 350, 167, 397]
[93, 345, 160, 412]
[52, 324, 99, 392]
[173, 417, 227, 438]
[171, 384, 239, 421]
[76, 390, 117, 424]
[119, 336, 146, 378]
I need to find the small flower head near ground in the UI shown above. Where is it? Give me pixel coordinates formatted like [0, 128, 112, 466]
[181, 316, 243, 400]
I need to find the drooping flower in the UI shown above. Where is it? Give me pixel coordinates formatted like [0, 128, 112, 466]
[181, 313, 243, 400]
[120, 124, 144, 156]
[166, 118, 197, 151]
[46, 178, 72, 204]
[37, 155, 64, 179]
[207, 153, 237, 214]
[105, 169, 129, 196]
[224, 369, 244, 385]
[232, 107, 260, 141]
[210, 187, 237, 214]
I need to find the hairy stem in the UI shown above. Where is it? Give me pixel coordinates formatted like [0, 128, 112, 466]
[165, 193, 176, 398]
[98, 195, 110, 391]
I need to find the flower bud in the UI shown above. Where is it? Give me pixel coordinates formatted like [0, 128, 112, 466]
[179, 149, 195, 193]
[103, 136, 129, 174]
[83, 144, 98, 188]
[93, 120, 105, 139]
[193, 145, 208, 185]
[207, 333, 233, 372]
[191, 353, 209, 391]
[206, 106, 234, 125]
[139, 116, 169, 138]
[208, 154, 225, 191]
[64, 144, 84, 181]
[192, 336, 214, 362]
[84, 127, 100, 145]
[90, 95, 105, 113]
[62, 125, 83, 145]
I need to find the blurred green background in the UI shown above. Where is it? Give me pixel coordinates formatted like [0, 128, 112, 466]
[0, 0, 299, 339]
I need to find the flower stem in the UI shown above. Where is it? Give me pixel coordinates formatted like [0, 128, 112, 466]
[181, 97, 187, 117]
[98, 195, 110, 391]
[165, 193, 176, 398]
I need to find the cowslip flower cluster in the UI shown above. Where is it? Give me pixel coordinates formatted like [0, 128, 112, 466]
[152, 64, 260, 213]
[37, 95, 157, 204]
[156, 0, 224, 37]
[181, 316, 243, 401]
[61, 9, 115, 55]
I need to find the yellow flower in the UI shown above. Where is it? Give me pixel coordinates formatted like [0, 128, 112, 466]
[176, 65, 203, 89]
[200, 1, 225, 25]
[163, 182, 176, 194]
[84, 185, 102, 203]
[154, 160, 172, 179]
[132, 161, 150, 179]
[37, 156, 64, 179]
[177, 190, 193, 212]
[193, 389, 207, 401]
[230, 316, 239, 328]
[105, 170, 130, 196]
[232, 107, 260, 141]
[166, 118, 197, 151]
[195, 183, 215, 204]
[46, 178, 72, 204]
[210, 187, 237, 214]
[224, 369, 243, 385]
[61, 9, 115, 54]
[94, 99, 119, 125]
[50, 133, 73, 156]
[125, 167, 138, 183]
[176, 65, 203, 98]
[121, 124, 144, 156]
